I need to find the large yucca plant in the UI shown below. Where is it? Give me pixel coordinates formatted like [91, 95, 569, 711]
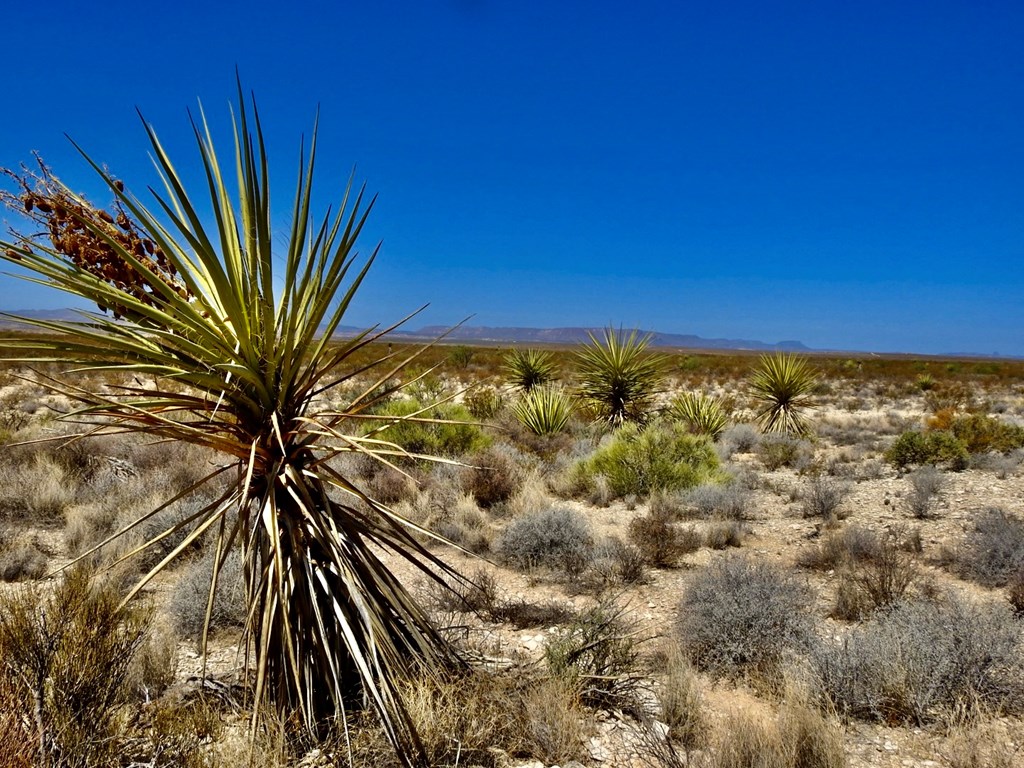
[512, 384, 575, 436]
[575, 327, 666, 425]
[0, 85, 466, 765]
[749, 352, 819, 435]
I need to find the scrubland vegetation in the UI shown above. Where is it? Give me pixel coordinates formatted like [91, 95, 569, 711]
[2, 340, 1024, 767]
[2, 87, 1024, 768]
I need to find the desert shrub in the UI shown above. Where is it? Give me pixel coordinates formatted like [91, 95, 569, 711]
[126, 615, 178, 701]
[757, 433, 813, 471]
[670, 391, 727, 440]
[676, 555, 815, 682]
[831, 530, 918, 620]
[685, 482, 750, 520]
[464, 444, 526, 509]
[0, 532, 47, 582]
[372, 397, 488, 459]
[714, 708, 786, 768]
[503, 347, 557, 392]
[139, 696, 223, 768]
[815, 593, 1024, 724]
[446, 344, 474, 368]
[463, 385, 503, 419]
[1009, 570, 1024, 616]
[885, 430, 968, 470]
[797, 524, 882, 571]
[494, 506, 594, 575]
[950, 413, 1024, 455]
[545, 598, 643, 710]
[800, 475, 850, 521]
[748, 352, 819, 435]
[580, 420, 719, 499]
[512, 385, 575, 436]
[574, 327, 666, 425]
[705, 519, 746, 550]
[717, 423, 761, 457]
[627, 511, 701, 567]
[954, 508, 1024, 587]
[0, 568, 149, 768]
[906, 464, 945, 519]
[169, 549, 246, 639]
[590, 536, 647, 587]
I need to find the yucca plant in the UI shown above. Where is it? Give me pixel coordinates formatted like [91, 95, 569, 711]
[749, 352, 819, 435]
[575, 327, 666, 425]
[503, 347, 557, 392]
[0, 85, 467, 765]
[670, 391, 728, 440]
[512, 384, 575, 435]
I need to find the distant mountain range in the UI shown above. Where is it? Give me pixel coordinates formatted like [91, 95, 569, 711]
[0, 309, 810, 352]
[398, 325, 810, 351]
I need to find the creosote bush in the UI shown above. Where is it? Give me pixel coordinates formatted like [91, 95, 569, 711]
[676, 555, 815, 684]
[577, 420, 719, 499]
[372, 397, 488, 459]
[886, 429, 968, 470]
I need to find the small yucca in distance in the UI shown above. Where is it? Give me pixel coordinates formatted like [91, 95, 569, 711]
[503, 347, 557, 392]
[749, 352, 819, 435]
[0, 83, 467, 766]
[513, 384, 575, 435]
[670, 391, 728, 440]
[575, 327, 666, 426]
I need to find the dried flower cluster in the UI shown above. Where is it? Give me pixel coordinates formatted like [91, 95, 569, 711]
[2, 157, 192, 319]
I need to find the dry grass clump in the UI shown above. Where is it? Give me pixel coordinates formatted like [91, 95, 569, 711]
[658, 644, 707, 750]
[704, 519, 746, 550]
[757, 433, 815, 471]
[797, 524, 883, 571]
[0, 530, 48, 582]
[713, 700, 845, 768]
[830, 529, 919, 620]
[676, 555, 815, 685]
[942, 717, 1023, 768]
[907, 464, 946, 518]
[685, 482, 751, 520]
[464, 443, 528, 510]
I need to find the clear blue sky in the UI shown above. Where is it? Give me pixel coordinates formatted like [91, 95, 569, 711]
[1, 1, 1022, 355]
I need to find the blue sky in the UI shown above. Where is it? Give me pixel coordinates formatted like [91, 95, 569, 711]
[1, 1, 1022, 355]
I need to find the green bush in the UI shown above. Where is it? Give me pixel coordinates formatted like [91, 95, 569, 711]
[372, 397, 488, 459]
[885, 430, 968, 470]
[463, 385, 503, 419]
[950, 413, 1024, 455]
[579, 421, 719, 499]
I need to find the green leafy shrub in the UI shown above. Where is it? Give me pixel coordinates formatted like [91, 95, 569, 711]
[494, 507, 594, 575]
[670, 391, 727, 440]
[580, 421, 719, 499]
[748, 353, 819, 435]
[885, 430, 968, 470]
[463, 385, 503, 419]
[575, 327, 666, 425]
[512, 385, 575, 436]
[503, 348, 557, 392]
[815, 593, 1024, 724]
[676, 555, 815, 683]
[950, 413, 1024, 454]
[373, 397, 488, 459]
